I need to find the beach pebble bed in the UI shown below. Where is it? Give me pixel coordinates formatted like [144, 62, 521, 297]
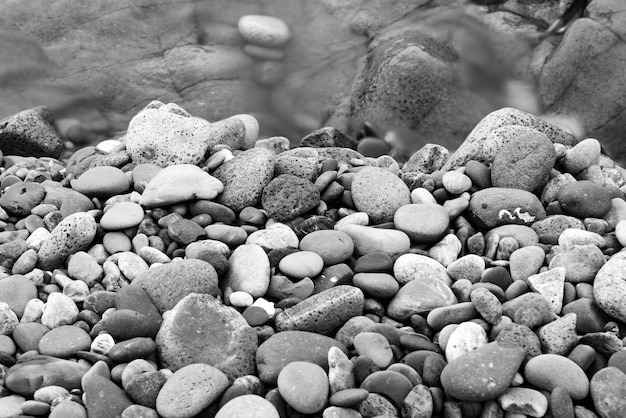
[1, 29, 626, 417]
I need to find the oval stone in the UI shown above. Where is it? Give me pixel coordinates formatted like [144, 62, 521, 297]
[70, 166, 130, 197]
[360, 370, 413, 408]
[467, 188, 546, 229]
[37, 212, 97, 271]
[387, 275, 457, 321]
[339, 224, 410, 257]
[279, 251, 324, 279]
[38, 325, 91, 358]
[299, 230, 354, 265]
[352, 273, 399, 298]
[156, 364, 229, 418]
[557, 180, 613, 218]
[393, 253, 451, 286]
[590, 367, 626, 418]
[394, 203, 450, 243]
[593, 250, 626, 323]
[238, 15, 291, 47]
[524, 354, 589, 400]
[100, 202, 144, 230]
[223, 244, 270, 298]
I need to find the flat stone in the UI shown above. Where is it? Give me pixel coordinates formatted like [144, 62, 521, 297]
[527, 267, 565, 314]
[353, 332, 393, 369]
[5, 354, 90, 396]
[299, 230, 354, 265]
[100, 202, 144, 230]
[467, 187, 546, 229]
[0, 274, 37, 318]
[278, 251, 324, 279]
[223, 244, 270, 298]
[70, 166, 130, 198]
[0, 181, 46, 216]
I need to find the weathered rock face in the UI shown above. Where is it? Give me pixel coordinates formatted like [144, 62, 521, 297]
[1, 0, 625, 164]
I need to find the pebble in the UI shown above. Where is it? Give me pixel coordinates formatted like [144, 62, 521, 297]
[447, 254, 485, 283]
[278, 361, 328, 414]
[440, 341, 526, 401]
[125, 101, 211, 167]
[445, 321, 488, 362]
[0, 106, 62, 158]
[299, 229, 354, 265]
[156, 293, 257, 380]
[155, 364, 228, 418]
[590, 366, 626, 417]
[6, 355, 90, 397]
[338, 224, 410, 256]
[387, 274, 457, 321]
[548, 244, 605, 283]
[275, 286, 364, 335]
[352, 273, 399, 298]
[351, 166, 411, 223]
[279, 250, 324, 279]
[490, 129, 555, 192]
[527, 267, 565, 313]
[558, 228, 605, 248]
[524, 354, 590, 400]
[246, 222, 299, 250]
[498, 387, 548, 417]
[101, 201, 144, 230]
[134, 259, 219, 313]
[537, 312, 577, 355]
[0, 274, 37, 318]
[223, 244, 270, 298]
[508, 245, 545, 281]
[41, 292, 79, 329]
[557, 180, 613, 218]
[256, 330, 346, 385]
[67, 251, 104, 286]
[468, 187, 546, 229]
[213, 148, 275, 212]
[138, 164, 223, 208]
[215, 394, 280, 418]
[593, 250, 626, 322]
[38, 325, 91, 357]
[70, 166, 130, 197]
[393, 253, 451, 286]
[353, 332, 393, 368]
[562, 137, 602, 174]
[37, 212, 97, 270]
[261, 174, 320, 222]
[238, 15, 291, 48]
[394, 203, 450, 243]
[0, 181, 46, 216]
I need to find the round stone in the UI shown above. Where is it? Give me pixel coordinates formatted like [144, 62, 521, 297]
[278, 251, 324, 279]
[351, 166, 411, 224]
[299, 230, 354, 265]
[394, 203, 450, 243]
[277, 361, 328, 414]
[100, 202, 144, 230]
[352, 273, 399, 298]
[70, 166, 130, 197]
[441, 170, 472, 195]
[238, 15, 291, 48]
[590, 367, 626, 418]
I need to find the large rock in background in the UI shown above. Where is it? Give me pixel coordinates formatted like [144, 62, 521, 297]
[0, 0, 624, 164]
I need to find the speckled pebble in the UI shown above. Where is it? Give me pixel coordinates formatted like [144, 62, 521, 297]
[394, 203, 450, 243]
[156, 363, 229, 418]
[351, 166, 411, 223]
[37, 212, 97, 271]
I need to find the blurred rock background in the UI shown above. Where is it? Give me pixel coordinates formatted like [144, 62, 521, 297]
[0, 0, 624, 163]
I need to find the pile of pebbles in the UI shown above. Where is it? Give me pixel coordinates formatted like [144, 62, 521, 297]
[1, 33, 626, 418]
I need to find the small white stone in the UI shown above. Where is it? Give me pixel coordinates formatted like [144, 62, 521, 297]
[91, 333, 116, 355]
[562, 138, 601, 175]
[238, 15, 291, 48]
[410, 187, 437, 204]
[445, 321, 488, 362]
[117, 251, 150, 281]
[0, 302, 19, 335]
[442, 171, 473, 195]
[96, 139, 125, 153]
[252, 297, 275, 318]
[229, 291, 254, 308]
[334, 212, 369, 229]
[527, 267, 566, 314]
[615, 220, 626, 247]
[26, 227, 52, 251]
